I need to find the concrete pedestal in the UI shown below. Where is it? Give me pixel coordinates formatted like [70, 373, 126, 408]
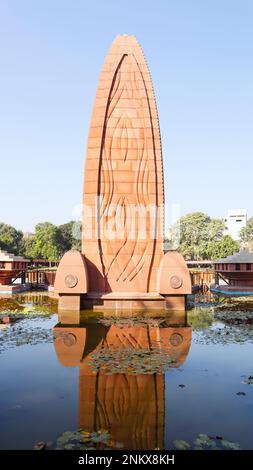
[58, 294, 81, 312]
[80, 292, 186, 312]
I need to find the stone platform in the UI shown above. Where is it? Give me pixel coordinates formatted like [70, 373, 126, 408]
[0, 283, 31, 295]
[82, 292, 186, 311]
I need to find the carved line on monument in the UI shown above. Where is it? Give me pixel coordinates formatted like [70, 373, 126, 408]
[106, 196, 130, 278]
[99, 71, 124, 219]
[120, 205, 149, 282]
[153, 372, 162, 449]
[96, 54, 128, 284]
[87, 374, 160, 449]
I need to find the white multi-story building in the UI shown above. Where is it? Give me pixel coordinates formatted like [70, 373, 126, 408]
[224, 209, 247, 241]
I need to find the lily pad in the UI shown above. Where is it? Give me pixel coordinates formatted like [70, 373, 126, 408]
[53, 428, 124, 450]
[87, 347, 175, 375]
[0, 316, 53, 354]
[242, 374, 253, 385]
[173, 433, 242, 451]
[173, 439, 190, 450]
[220, 440, 241, 450]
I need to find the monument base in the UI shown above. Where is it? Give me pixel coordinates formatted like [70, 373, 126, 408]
[58, 294, 80, 312]
[80, 292, 186, 312]
[54, 250, 191, 314]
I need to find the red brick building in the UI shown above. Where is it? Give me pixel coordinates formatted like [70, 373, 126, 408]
[213, 249, 253, 294]
[0, 250, 29, 291]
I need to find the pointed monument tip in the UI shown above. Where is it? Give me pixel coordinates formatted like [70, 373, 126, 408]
[109, 34, 143, 56]
[112, 34, 139, 45]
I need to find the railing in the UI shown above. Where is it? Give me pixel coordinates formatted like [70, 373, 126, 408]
[190, 269, 215, 291]
[8, 269, 56, 288]
[26, 269, 56, 287]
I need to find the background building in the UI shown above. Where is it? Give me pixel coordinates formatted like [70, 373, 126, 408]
[224, 209, 247, 241]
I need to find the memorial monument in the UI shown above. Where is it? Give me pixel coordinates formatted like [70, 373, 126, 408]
[54, 35, 191, 311]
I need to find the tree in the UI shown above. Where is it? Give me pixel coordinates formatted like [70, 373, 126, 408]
[240, 217, 253, 248]
[58, 221, 81, 252]
[206, 235, 239, 260]
[0, 222, 23, 255]
[0, 220, 82, 260]
[167, 212, 225, 260]
[22, 235, 36, 259]
[29, 222, 63, 261]
[208, 218, 225, 241]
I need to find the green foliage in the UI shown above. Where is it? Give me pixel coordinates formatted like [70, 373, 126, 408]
[58, 221, 81, 251]
[0, 219, 82, 261]
[187, 308, 214, 329]
[22, 221, 81, 260]
[206, 235, 239, 260]
[28, 222, 64, 261]
[0, 222, 23, 255]
[240, 217, 253, 248]
[0, 211, 246, 263]
[22, 236, 36, 258]
[167, 212, 225, 260]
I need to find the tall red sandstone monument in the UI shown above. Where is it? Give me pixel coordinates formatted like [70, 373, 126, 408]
[55, 35, 191, 311]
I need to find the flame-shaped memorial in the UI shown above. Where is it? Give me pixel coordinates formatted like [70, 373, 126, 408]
[54, 35, 191, 312]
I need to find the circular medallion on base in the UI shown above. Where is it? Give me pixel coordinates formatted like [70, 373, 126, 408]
[64, 274, 78, 288]
[170, 275, 183, 289]
[169, 333, 183, 346]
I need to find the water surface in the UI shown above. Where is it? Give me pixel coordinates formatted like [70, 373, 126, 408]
[0, 293, 252, 450]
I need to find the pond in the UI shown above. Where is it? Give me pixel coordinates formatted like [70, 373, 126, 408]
[0, 292, 253, 450]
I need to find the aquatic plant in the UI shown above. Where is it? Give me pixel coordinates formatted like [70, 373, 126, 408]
[187, 308, 214, 330]
[87, 347, 175, 375]
[215, 297, 253, 312]
[54, 429, 124, 450]
[173, 433, 241, 450]
[98, 316, 167, 328]
[0, 317, 53, 354]
[242, 374, 253, 386]
[194, 324, 253, 345]
[214, 310, 253, 325]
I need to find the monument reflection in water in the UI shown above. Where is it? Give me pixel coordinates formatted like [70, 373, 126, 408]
[53, 312, 192, 450]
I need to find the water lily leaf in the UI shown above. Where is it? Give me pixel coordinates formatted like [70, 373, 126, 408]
[87, 347, 175, 375]
[173, 439, 190, 450]
[220, 440, 241, 450]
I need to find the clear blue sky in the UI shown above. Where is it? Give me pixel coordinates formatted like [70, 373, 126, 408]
[0, 0, 252, 233]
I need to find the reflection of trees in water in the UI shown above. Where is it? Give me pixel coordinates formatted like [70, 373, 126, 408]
[188, 300, 253, 343]
[187, 308, 214, 329]
[188, 293, 253, 330]
[0, 298, 22, 313]
[0, 292, 58, 315]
